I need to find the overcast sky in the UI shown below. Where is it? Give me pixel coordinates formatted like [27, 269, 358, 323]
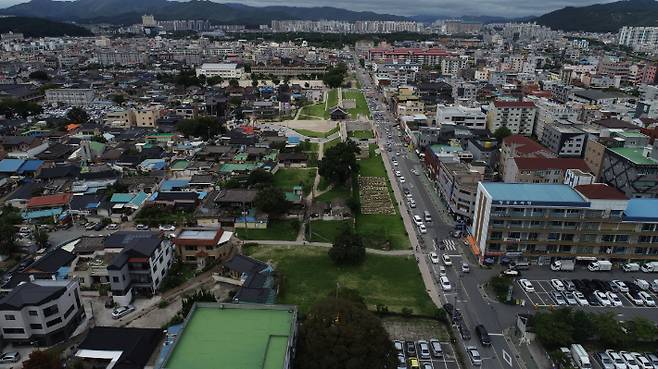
[0, 0, 618, 17]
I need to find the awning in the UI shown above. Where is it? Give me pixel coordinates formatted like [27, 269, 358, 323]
[467, 235, 480, 256]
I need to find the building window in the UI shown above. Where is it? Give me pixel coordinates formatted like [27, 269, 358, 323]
[28, 310, 38, 316]
[63, 305, 75, 319]
[185, 256, 196, 261]
[548, 233, 559, 241]
[615, 235, 629, 243]
[46, 317, 62, 328]
[2, 328, 25, 335]
[185, 246, 197, 251]
[43, 305, 59, 317]
[112, 277, 119, 283]
[4, 314, 15, 320]
[639, 235, 652, 243]
[30, 324, 42, 330]
[602, 235, 614, 242]
[561, 234, 574, 241]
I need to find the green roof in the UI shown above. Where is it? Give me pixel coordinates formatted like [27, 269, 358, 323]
[220, 163, 258, 173]
[616, 131, 647, 138]
[608, 147, 658, 166]
[164, 305, 296, 369]
[170, 160, 189, 170]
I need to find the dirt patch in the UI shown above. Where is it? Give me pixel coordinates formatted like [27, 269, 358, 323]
[281, 119, 336, 132]
[359, 176, 395, 215]
[382, 316, 450, 341]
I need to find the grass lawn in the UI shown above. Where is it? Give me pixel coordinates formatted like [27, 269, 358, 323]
[315, 183, 351, 203]
[308, 219, 353, 242]
[326, 89, 338, 110]
[355, 213, 409, 250]
[294, 125, 338, 139]
[244, 245, 435, 315]
[323, 137, 340, 153]
[298, 102, 327, 119]
[343, 89, 370, 119]
[273, 168, 316, 194]
[349, 130, 374, 139]
[237, 219, 300, 241]
[358, 144, 386, 177]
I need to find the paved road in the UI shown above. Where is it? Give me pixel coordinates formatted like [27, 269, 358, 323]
[354, 59, 523, 369]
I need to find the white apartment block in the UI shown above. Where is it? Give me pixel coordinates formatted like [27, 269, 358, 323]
[0, 279, 83, 346]
[45, 89, 95, 106]
[195, 63, 244, 79]
[530, 97, 579, 140]
[487, 100, 537, 136]
[618, 27, 658, 52]
[435, 104, 486, 129]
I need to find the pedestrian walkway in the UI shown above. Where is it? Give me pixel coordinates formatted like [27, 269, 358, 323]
[253, 240, 413, 256]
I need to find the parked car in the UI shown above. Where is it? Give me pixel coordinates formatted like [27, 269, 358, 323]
[418, 224, 427, 234]
[441, 254, 452, 266]
[417, 340, 430, 359]
[112, 305, 136, 319]
[0, 352, 20, 363]
[393, 340, 404, 354]
[135, 224, 149, 231]
[626, 291, 645, 306]
[93, 223, 105, 231]
[475, 324, 491, 346]
[440, 276, 452, 291]
[594, 291, 612, 306]
[611, 280, 629, 293]
[606, 350, 628, 369]
[574, 291, 589, 305]
[502, 269, 520, 277]
[397, 353, 406, 369]
[413, 215, 423, 226]
[458, 322, 471, 340]
[550, 279, 565, 291]
[429, 339, 443, 358]
[429, 252, 440, 264]
[85, 222, 97, 230]
[607, 291, 623, 306]
[632, 353, 654, 369]
[620, 351, 640, 369]
[519, 279, 534, 292]
[159, 224, 176, 231]
[466, 346, 482, 366]
[106, 223, 119, 230]
[563, 291, 578, 305]
[638, 291, 656, 306]
[552, 291, 567, 305]
[404, 341, 416, 357]
[596, 352, 615, 369]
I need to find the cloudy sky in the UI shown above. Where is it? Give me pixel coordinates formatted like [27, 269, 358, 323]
[0, 0, 618, 17]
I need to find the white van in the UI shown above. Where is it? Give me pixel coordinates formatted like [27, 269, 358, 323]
[424, 211, 432, 222]
[570, 344, 591, 369]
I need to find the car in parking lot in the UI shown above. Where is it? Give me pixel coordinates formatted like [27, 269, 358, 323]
[563, 280, 576, 291]
[596, 352, 615, 369]
[112, 305, 135, 319]
[646, 353, 658, 367]
[407, 358, 419, 369]
[441, 254, 451, 266]
[0, 352, 20, 363]
[552, 291, 567, 305]
[396, 353, 406, 369]
[135, 224, 149, 230]
[634, 279, 650, 291]
[632, 353, 654, 369]
[551, 279, 565, 291]
[466, 346, 482, 366]
[429, 339, 442, 358]
[413, 215, 423, 226]
[106, 223, 119, 230]
[594, 291, 612, 306]
[405, 341, 416, 357]
[418, 224, 427, 234]
[610, 280, 629, 293]
[620, 351, 640, 369]
[502, 269, 520, 277]
[626, 290, 645, 306]
[606, 350, 627, 369]
[417, 340, 430, 359]
[429, 252, 439, 264]
[399, 176, 406, 183]
[563, 291, 578, 305]
[606, 291, 623, 306]
[638, 291, 656, 306]
[394, 340, 404, 354]
[574, 291, 589, 305]
[519, 279, 535, 292]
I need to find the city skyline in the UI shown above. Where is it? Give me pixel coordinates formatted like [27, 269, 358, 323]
[0, 0, 623, 18]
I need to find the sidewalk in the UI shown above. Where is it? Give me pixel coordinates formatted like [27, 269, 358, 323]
[253, 240, 413, 256]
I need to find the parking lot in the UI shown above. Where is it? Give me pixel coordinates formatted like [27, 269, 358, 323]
[517, 275, 658, 309]
[393, 339, 462, 369]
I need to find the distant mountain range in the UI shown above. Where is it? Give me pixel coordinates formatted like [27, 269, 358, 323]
[0, 0, 406, 25]
[0, 16, 93, 37]
[533, 0, 658, 32]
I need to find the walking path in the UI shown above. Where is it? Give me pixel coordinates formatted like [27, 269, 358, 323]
[254, 240, 413, 256]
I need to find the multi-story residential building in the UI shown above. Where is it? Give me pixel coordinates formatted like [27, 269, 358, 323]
[435, 104, 486, 130]
[106, 231, 174, 305]
[417, 81, 453, 107]
[540, 122, 588, 158]
[104, 109, 136, 127]
[45, 88, 95, 106]
[195, 63, 244, 79]
[441, 20, 482, 34]
[618, 26, 658, 52]
[367, 48, 453, 66]
[583, 138, 607, 179]
[96, 50, 148, 66]
[486, 100, 537, 136]
[450, 81, 478, 102]
[436, 161, 482, 219]
[499, 135, 555, 178]
[466, 138, 499, 169]
[373, 63, 419, 88]
[441, 57, 468, 77]
[470, 182, 658, 264]
[173, 228, 236, 269]
[135, 106, 164, 128]
[250, 65, 327, 77]
[530, 97, 579, 140]
[600, 142, 658, 198]
[503, 157, 591, 184]
[0, 279, 83, 346]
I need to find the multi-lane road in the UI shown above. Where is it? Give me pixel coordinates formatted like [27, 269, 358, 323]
[354, 60, 524, 369]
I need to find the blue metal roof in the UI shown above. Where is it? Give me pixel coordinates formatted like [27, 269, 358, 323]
[481, 183, 589, 207]
[17, 160, 43, 174]
[624, 199, 658, 222]
[0, 159, 25, 173]
[160, 179, 190, 191]
[22, 208, 63, 220]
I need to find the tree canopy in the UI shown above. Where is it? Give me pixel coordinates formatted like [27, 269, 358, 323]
[319, 141, 360, 185]
[493, 126, 512, 141]
[328, 228, 366, 266]
[0, 98, 42, 119]
[29, 70, 50, 81]
[322, 63, 348, 88]
[176, 117, 224, 139]
[22, 350, 63, 369]
[66, 107, 89, 124]
[254, 186, 290, 217]
[296, 296, 397, 369]
[0, 206, 22, 256]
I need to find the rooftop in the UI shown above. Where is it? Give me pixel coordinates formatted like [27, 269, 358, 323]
[624, 199, 658, 221]
[163, 304, 296, 369]
[480, 183, 589, 207]
[513, 157, 590, 171]
[178, 229, 220, 240]
[608, 147, 658, 166]
[574, 184, 628, 200]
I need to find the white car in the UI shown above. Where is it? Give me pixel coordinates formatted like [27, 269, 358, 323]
[429, 252, 440, 264]
[159, 224, 176, 232]
[595, 291, 612, 306]
[627, 292, 645, 306]
[501, 269, 519, 277]
[638, 291, 656, 306]
[550, 279, 565, 291]
[409, 199, 416, 208]
[392, 160, 399, 167]
[606, 291, 623, 307]
[399, 176, 406, 183]
[112, 305, 136, 319]
[632, 353, 654, 369]
[441, 254, 452, 266]
[418, 224, 427, 234]
[440, 276, 452, 291]
[606, 350, 628, 369]
[519, 279, 534, 292]
[106, 223, 119, 230]
[620, 351, 640, 369]
[574, 291, 589, 305]
[634, 279, 650, 291]
[466, 346, 482, 366]
[611, 280, 629, 293]
[438, 266, 447, 276]
[413, 215, 423, 226]
[395, 170, 402, 177]
[135, 224, 149, 230]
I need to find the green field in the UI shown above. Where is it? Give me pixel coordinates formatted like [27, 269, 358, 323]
[293, 125, 338, 139]
[326, 89, 338, 109]
[315, 183, 351, 203]
[273, 168, 316, 194]
[237, 219, 300, 241]
[358, 144, 387, 177]
[323, 137, 341, 153]
[349, 130, 374, 139]
[343, 89, 370, 119]
[298, 102, 327, 119]
[244, 245, 435, 315]
[308, 219, 353, 242]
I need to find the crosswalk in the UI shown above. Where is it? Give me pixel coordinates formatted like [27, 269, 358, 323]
[442, 239, 457, 251]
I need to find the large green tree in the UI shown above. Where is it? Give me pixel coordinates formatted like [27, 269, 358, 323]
[177, 117, 224, 139]
[493, 126, 512, 141]
[22, 350, 63, 369]
[322, 63, 348, 88]
[328, 229, 365, 266]
[0, 206, 21, 256]
[318, 141, 360, 186]
[66, 107, 89, 124]
[254, 187, 290, 217]
[296, 297, 397, 369]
